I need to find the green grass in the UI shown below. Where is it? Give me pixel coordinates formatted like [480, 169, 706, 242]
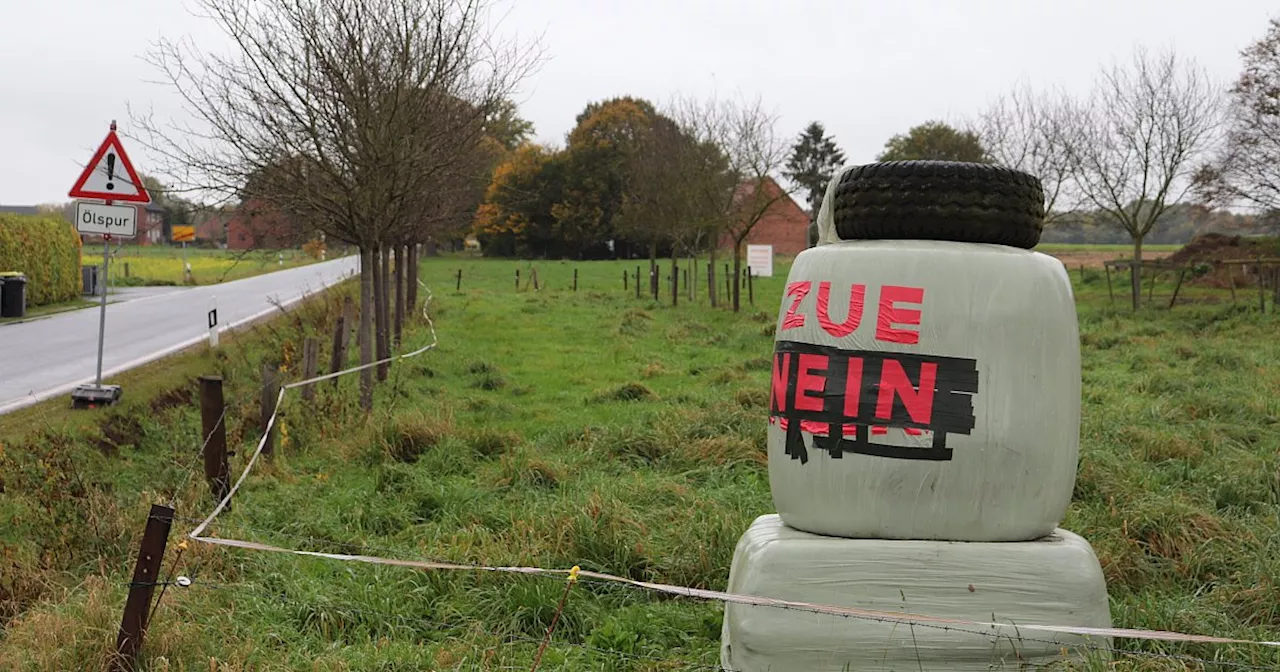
[81, 245, 322, 287]
[1, 255, 1279, 670]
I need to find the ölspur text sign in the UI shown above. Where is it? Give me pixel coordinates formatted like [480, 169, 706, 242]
[75, 202, 138, 238]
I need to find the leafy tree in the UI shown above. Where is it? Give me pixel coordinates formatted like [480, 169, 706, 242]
[784, 122, 846, 213]
[473, 144, 565, 257]
[877, 121, 989, 163]
[484, 99, 536, 153]
[1194, 17, 1280, 214]
[556, 96, 669, 260]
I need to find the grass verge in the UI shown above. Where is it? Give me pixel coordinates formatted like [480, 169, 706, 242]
[1, 256, 1277, 670]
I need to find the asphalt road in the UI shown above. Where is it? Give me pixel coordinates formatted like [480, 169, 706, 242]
[0, 255, 359, 414]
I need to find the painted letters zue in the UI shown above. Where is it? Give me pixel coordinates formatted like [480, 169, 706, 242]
[782, 282, 924, 344]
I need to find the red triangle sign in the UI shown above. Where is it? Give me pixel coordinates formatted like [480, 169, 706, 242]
[68, 129, 151, 203]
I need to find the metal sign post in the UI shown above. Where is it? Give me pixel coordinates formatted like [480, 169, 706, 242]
[68, 121, 150, 409]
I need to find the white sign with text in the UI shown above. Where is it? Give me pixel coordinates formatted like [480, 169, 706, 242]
[75, 201, 137, 238]
[747, 244, 774, 277]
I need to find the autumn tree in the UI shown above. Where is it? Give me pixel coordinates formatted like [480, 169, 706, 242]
[974, 82, 1075, 221]
[1194, 18, 1280, 216]
[783, 122, 846, 215]
[137, 0, 540, 408]
[877, 121, 989, 163]
[473, 144, 566, 257]
[556, 97, 667, 262]
[1062, 47, 1221, 310]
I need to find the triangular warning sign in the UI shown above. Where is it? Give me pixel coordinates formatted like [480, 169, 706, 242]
[68, 128, 151, 203]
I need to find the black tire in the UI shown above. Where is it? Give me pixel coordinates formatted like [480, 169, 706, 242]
[832, 161, 1045, 249]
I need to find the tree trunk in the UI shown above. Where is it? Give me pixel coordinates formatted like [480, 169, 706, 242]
[406, 243, 419, 316]
[394, 243, 405, 347]
[732, 241, 742, 313]
[1131, 236, 1143, 312]
[359, 247, 374, 410]
[372, 246, 388, 381]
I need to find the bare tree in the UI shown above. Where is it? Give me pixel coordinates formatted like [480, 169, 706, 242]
[974, 81, 1076, 222]
[1062, 47, 1221, 310]
[1193, 18, 1280, 219]
[134, 0, 540, 407]
[672, 94, 789, 312]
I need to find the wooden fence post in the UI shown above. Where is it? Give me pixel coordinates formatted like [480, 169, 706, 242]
[300, 337, 319, 402]
[634, 267, 640, 299]
[1257, 257, 1266, 312]
[1168, 268, 1187, 310]
[670, 261, 677, 306]
[708, 264, 716, 308]
[1104, 263, 1114, 304]
[330, 313, 348, 386]
[456, 268, 462, 291]
[199, 376, 229, 504]
[747, 268, 754, 306]
[724, 263, 730, 302]
[515, 269, 520, 291]
[261, 363, 279, 458]
[623, 269, 627, 291]
[111, 504, 174, 672]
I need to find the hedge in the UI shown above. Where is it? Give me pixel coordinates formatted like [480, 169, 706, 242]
[0, 214, 83, 306]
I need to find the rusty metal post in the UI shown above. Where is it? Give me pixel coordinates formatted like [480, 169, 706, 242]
[112, 504, 174, 671]
[199, 376, 228, 503]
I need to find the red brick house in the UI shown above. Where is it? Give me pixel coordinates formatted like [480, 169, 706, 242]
[719, 177, 811, 258]
[226, 199, 308, 250]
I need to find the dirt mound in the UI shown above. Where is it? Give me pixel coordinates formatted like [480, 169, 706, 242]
[1168, 233, 1280, 289]
[1169, 233, 1245, 265]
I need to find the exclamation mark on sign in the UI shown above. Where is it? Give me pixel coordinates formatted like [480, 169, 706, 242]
[105, 153, 116, 191]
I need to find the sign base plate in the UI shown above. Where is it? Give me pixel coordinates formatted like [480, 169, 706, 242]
[71, 384, 122, 409]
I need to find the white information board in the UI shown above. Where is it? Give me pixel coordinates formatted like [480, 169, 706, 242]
[747, 244, 774, 277]
[75, 201, 137, 238]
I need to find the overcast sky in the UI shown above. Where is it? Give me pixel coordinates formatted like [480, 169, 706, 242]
[2, 0, 1276, 205]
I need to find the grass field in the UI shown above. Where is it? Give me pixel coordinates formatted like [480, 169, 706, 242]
[81, 245, 321, 287]
[2, 253, 1279, 670]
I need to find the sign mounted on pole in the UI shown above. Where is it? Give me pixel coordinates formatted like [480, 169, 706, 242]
[75, 202, 137, 238]
[747, 244, 774, 277]
[68, 127, 151, 203]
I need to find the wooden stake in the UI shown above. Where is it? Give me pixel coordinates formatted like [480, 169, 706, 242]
[1104, 264, 1114, 304]
[748, 268, 754, 306]
[199, 376, 229, 504]
[456, 268, 462, 292]
[573, 268, 578, 292]
[515, 269, 520, 291]
[622, 269, 627, 291]
[1168, 268, 1187, 309]
[341, 295, 355, 350]
[330, 313, 347, 387]
[300, 337, 319, 402]
[1258, 257, 1266, 312]
[111, 504, 174, 672]
[261, 363, 279, 457]
[634, 267, 640, 299]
